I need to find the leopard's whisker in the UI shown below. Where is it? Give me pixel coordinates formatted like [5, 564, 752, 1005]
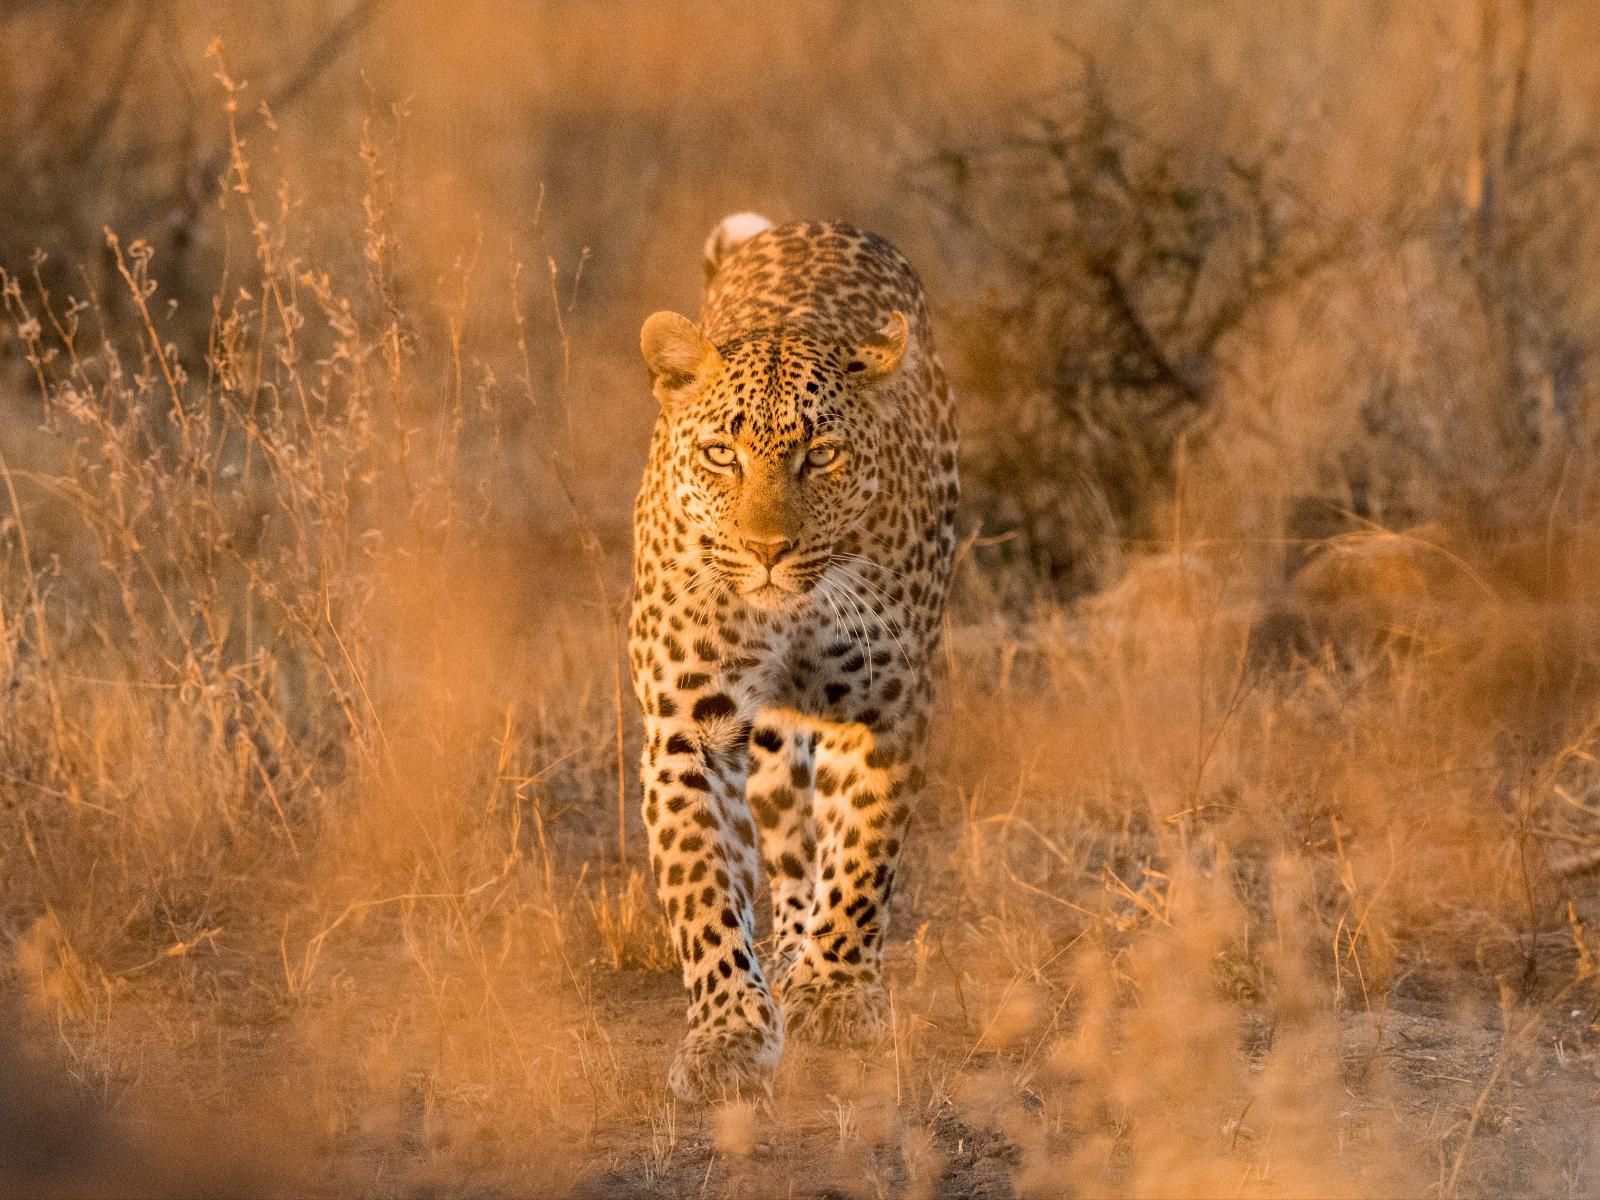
[841, 584, 909, 655]
[831, 550, 910, 584]
[826, 574, 880, 690]
[829, 565, 914, 674]
[821, 575, 873, 692]
[833, 574, 909, 677]
[680, 564, 726, 626]
[817, 583, 855, 684]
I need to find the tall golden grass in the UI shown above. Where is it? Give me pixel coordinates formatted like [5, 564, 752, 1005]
[3, 3, 1600, 1197]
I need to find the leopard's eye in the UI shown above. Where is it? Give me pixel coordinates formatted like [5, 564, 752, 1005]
[804, 444, 841, 470]
[701, 443, 737, 469]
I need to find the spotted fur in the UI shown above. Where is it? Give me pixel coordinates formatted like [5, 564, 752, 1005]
[630, 218, 958, 1101]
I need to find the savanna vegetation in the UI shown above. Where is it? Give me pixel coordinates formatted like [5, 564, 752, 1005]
[3, 2, 1600, 1196]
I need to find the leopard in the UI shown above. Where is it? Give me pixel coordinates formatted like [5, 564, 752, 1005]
[629, 214, 958, 1102]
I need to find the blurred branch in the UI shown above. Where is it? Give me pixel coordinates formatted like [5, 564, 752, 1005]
[2, 0, 390, 264]
[66, 0, 159, 169]
[259, 0, 388, 123]
[1500, 0, 1539, 174]
[1081, 253, 1202, 406]
[131, 0, 391, 229]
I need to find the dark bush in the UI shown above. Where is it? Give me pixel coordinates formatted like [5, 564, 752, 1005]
[911, 61, 1340, 593]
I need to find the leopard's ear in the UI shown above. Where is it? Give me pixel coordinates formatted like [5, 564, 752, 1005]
[844, 311, 911, 383]
[641, 311, 721, 408]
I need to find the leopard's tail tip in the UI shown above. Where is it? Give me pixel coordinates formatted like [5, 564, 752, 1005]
[703, 212, 775, 279]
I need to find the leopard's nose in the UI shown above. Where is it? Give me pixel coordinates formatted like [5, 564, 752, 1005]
[743, 535, 793, 568]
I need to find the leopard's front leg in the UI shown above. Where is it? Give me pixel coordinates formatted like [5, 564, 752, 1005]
[779, 679, 931, 1046]
[746, 716, 817, 980]
[640, 701, 781, 1102]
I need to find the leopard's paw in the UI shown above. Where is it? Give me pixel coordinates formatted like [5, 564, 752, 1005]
[667, 1017, 782, 1104]
[779, 974, 889, 1047]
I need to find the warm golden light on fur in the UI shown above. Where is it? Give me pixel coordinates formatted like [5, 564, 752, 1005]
[3, 3, 1600, 1197]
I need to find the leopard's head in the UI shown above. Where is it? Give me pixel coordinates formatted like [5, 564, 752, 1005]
[640, 311, 910, 611]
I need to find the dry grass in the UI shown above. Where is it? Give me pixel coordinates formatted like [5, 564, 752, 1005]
[4, 4, 1600, 1198]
